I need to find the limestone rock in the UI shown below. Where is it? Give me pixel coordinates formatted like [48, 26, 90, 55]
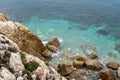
[99, 68, 116, 80]
[46, 38, 60, 53]
[0, 13, 8, 21]
[0, 67, 16, 80]
[75, 54, 87, 62]
[106, 62, 119, 70]
[69, 71, 85, 80]
[73, 60, 84, 69]
[85, 60, 102, 70]
[118, 67, 120, 78]
[9, 52, 25, 72]
[57, 62, 74, 76]
[0, 21, 45, 59]
[25, 53, 67, 80]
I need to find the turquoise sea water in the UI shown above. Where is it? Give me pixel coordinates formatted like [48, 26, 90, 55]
[0, 0, 120, 65]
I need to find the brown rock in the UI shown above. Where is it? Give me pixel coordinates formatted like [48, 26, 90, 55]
[46, 38, 60, 53]
[0, 13, 8, 21]
[73, 60, 84, 69]
[86, 70, 93, 75]
[69, 71, 85, 80]
[57, 62, 74, 76]
[106, 62, 119, 70]
[77, 69, 85, 74]
[75, 54, 87, 62]
[85, 60, 102, 70]
[87, 50, 98, 59]
[42, 49, 51, 58]
[0, 21, 45, 60]
[99, 68, 116, 80]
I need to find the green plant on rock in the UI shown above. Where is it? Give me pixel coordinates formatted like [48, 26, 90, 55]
[24, 61, 39, 72]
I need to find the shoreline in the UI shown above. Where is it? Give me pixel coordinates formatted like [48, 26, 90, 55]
[0, 12, 120, 80]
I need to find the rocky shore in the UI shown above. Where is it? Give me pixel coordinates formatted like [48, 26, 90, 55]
[0, 12, 120, 80]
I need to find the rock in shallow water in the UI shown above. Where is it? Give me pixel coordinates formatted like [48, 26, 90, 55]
[57, 62, 74, 76]
[69, 71, 85, 80]
[106, 62, 119, 70]
[99, 68, 116, 80]
[46, 38, 60, 53]
[85, 60, 102, 70]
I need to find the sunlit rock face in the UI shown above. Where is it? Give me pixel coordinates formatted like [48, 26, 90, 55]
[0, 13, 45, 60]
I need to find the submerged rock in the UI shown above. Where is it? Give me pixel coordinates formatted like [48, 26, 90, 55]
[57, 62, 74, 76]
[0, 13, 8, 21]
[106, 62, 119, 70]
[86, 50, 98, 59]
[46, 38, 60, 53]
[97, 29, 109, 36]
[99, 68, 116, 80]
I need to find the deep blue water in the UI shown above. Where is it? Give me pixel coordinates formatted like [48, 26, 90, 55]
[0, 0, 120, 64]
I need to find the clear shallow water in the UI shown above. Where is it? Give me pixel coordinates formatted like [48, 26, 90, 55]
[0, 0, 120, 65]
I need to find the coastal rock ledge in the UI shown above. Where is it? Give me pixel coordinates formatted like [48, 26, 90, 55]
[0, 12, 67, 80]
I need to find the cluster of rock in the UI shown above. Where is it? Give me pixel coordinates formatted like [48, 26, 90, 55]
[0, 12, 66, 80]
[57, 51, 120, 80]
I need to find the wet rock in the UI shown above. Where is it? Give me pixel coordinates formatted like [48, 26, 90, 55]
[75, 54, 87, 62]
[57, 62, 74, 76]
[46, 38, 60, 53]
[87, 50, 98, 59]
[73, 60, 84, 69]
[42, 49, 51, 58]
[85, 60, 102, 70]
[69, 71, 85, 80]
[0, 13, 8, 21]
[118, 67, 120, 78]
[97, 29, 109, 36]
[0, 21, 45, 60]
[99, 68, 116, 80]
[0, 67, 16, 80]
[114, 44, 120, 53]
[106, 62, 119, 70]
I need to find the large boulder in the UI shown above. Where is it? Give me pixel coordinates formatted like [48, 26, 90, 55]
[0, 21, 45, 59]
[99, 68, 116, 80]
[46, 38, 60, 53]
[85, 60, 102, 70]
[57, 62, 74, 76]
[0, 13, 8, 21]
[106, 62, 119, 70]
